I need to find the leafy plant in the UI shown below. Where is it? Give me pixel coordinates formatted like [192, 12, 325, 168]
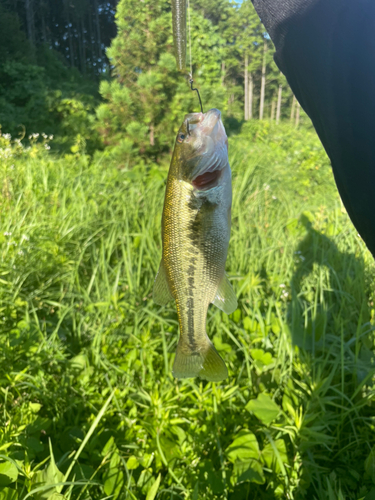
[0, 123, 375, 499]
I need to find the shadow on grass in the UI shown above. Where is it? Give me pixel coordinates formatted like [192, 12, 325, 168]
[288, 214, 375, 499]
[290, 214, 372, 365]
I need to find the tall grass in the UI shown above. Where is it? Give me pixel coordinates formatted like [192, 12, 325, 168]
[1, 122, 375, 500]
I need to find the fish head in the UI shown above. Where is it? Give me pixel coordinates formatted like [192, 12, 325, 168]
[173, 108, 229, 190]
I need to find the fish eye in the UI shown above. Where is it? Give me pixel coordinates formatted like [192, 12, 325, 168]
[177, 133, 186, 143]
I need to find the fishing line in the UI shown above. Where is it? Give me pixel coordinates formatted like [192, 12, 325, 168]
[187, 0, 204, 113]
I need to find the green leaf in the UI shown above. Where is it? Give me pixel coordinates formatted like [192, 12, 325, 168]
[226, 430, 259, 462]
[126, 456, 140, 470]
[32, 440, 65, 499]
[26, 437, 44, 453]
[101, 436, 115, 457]
[29, 403, 42, 413]
[137, 468, 154, 495]
[198, 461, 225, 494]
[139, 453, 154, 469]
[0, 488, 18, 500]
[261, 439, 288, 473]
[231, 459, 265, 486]
[69, 353, 88, 372]
[363, 488, 375, 500]
[45, 443, 64, 489]
[146, 474, 161, 500]
[271, 315, 281, 335]
[245, 393, 280, 425]
[192, 481, 199, 500]
[366, 446, 375, 484]
[103, 452, 124, 500]
[158, 435, 181, 462]
[231, 309, 241, 323]
[0, 462, 18, 486]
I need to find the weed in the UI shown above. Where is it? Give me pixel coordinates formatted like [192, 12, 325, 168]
[0, 122, 375, 499]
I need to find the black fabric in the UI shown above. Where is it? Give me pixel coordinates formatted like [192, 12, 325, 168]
[252, 0, 375, 257]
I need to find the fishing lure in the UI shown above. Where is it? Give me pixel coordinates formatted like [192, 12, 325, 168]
[172, 0, 187, 71]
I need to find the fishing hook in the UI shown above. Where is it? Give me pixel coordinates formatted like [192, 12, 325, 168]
[189, 75, 204, 114]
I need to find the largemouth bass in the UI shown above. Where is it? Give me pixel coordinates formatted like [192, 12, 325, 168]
[153, 109, 237, 382]
[171, 0, 187, 71]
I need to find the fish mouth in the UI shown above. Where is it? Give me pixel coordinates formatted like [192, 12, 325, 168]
[201, 108, 221, 132]
[184, 109, 226, 140]
[184, 112, 204, 136]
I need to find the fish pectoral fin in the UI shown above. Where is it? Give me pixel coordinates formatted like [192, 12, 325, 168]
[212, 273, 237, 314]
[153, 261, 174, 305]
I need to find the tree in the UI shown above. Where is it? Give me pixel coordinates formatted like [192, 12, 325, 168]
[259, 39, 267, 119]
[97, 0, 227, 165]
[223, 0, 263, 122]
[0, 0, 117, 76]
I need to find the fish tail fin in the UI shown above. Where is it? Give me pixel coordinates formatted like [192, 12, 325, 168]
[173, 335, 228, 382]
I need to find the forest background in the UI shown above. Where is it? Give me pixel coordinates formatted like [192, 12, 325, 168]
[0, 0, 301, 159]
[2, 1, 375, 500]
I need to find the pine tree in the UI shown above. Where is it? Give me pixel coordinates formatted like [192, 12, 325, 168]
[97, 0, 227, 165]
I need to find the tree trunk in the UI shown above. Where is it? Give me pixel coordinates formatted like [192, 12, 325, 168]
[25, 0, 35, 47]
[40, 0, 47, 43]
[77, 22, 83, 72]
[276, 82, 282, 123]
[221, 60, 225, 86]
[81, 17, 86, 74]
[66, 2, 75, 67]
[290, 94, 296, 122]
[150, 124, 155, 146]
[244, 54, 248, 121]
[295, 101, 301, 127]
[93, 0, 103, 62]
[259, 40, 267, 120]
[248, 72, 253, 119]
[271, 98, 276, 120]
[88, 4, 94, 73]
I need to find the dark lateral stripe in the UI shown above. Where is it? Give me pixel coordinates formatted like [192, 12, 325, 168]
[186, 257, 197, 351]
[186, 296, 197, 351]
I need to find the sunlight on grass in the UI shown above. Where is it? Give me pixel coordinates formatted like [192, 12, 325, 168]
[1, 123, 375, 499]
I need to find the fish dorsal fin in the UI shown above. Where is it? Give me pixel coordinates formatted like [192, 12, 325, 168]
[212, 274, 237, 314]
[153, 261, 174, 305]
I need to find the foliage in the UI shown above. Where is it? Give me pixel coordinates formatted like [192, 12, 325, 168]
[0, 54, 101, 154]
[0, 0, 301, 160]
[1, 123, 375, 499]
[0, 1, 105, 153]
[0, 0, 116, 74]
[97, 0, 301, 165]
[0, 2, 32, 65]
[97, 0, 227, 165]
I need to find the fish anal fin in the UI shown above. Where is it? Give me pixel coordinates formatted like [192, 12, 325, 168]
[153, 261, 174, 305]
[212, 274, 237, 315]
[173, 335, 228, 382]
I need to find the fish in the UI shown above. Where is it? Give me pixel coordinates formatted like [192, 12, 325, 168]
[153, 108, 237, 382]
[171, 0, 187, 71]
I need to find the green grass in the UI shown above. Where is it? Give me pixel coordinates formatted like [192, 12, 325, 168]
[1, 122, 375, 500]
